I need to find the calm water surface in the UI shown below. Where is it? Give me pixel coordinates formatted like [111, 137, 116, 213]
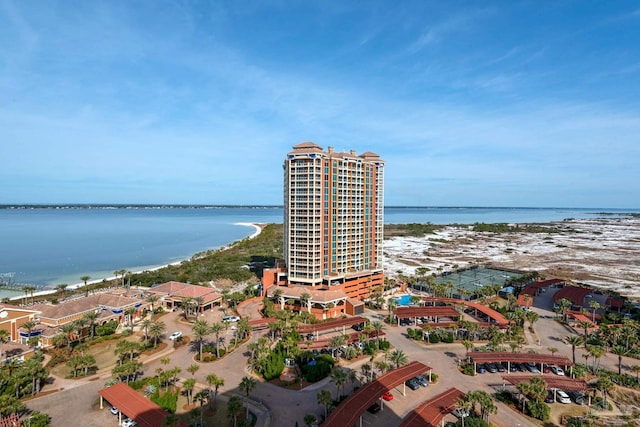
[1, 206, 636, 289]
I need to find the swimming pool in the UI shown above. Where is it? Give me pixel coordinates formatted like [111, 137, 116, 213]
[394, 294, 412, 306]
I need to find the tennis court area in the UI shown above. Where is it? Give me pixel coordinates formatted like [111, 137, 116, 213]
[414, 267, 524, 299]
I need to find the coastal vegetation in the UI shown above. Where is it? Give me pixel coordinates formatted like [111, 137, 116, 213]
[470, 222, 570, 233]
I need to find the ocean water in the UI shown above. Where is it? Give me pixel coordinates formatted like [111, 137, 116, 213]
[0, 206, 636, 292]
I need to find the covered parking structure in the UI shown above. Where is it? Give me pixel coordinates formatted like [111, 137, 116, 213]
[553, 286, 593, 309]
[398, 388, 464, 427]
[322, 361, 432, 427]
[297, 316, 367, 336]
[501, 375, 592, 404]
[99, 382, 169, 427]
[394, 307, 461, 324]
[467, 352, 573, 373]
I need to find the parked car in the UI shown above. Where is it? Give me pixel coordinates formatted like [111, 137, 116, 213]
[414, 375, 429, 387]
[352, 323, 364, 331]
[381, 391, 393, 401]
[110, 406, 119, 415]
[222, 315, 240, 322]
[367, 403, 381, 413]
[516, 363, 527, 372]
[486, 363, 498, 373]
[496, 363, 506, 372]
[567, 390, 585, 405]
[169, 331, 183, 341]
[476, 363, 487, 374]
[354, 341, 364, 350]
[122, 419, 138, 427]
[526, 362, 540, 373]
[555, 390, 571, 404]
[405, 379, 420, 390]
[452, 409, 469, 418]
[550, 365, 565, 376]
[545, 391, 555, 403]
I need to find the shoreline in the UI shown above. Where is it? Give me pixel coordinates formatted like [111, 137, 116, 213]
[7, 222, 264, 301]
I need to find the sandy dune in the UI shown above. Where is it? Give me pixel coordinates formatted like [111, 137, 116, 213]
[383, 216, 640, 299]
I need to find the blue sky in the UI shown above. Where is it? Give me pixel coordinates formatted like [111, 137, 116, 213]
[1, 1, 639, 208]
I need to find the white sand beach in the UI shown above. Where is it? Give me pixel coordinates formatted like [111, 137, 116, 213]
[383, 216, 640, 299]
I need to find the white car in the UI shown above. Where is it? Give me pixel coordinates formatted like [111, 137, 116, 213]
[452, 409, 469, 418]
[122, 418, 138, 427]
[222, 315, 240, 322]
[169, 331, 183, 341]
[110, 406, 119, 415]
[555, 390, 571, 404]
[550, 365, 565, 376]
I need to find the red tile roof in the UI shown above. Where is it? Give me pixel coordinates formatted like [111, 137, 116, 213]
[501, 375, 590, 392]
[394, 306, 460, 319]
[323, 361, 431, 427]
[99, 382, 168, 427]
[399, 388, 464, 427]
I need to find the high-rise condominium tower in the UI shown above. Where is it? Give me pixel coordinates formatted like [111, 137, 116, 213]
[282, 142, 384, 299]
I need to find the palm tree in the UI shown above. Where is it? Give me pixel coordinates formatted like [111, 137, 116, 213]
[21, 321, 37, 347]
[611, 345, 628, 375]
[0, 330, 9, 362]
[456, 396, 473, 427]
[206, 373, 224, 408]
[390, 349, 408, 369]
[23, 285, 36, 305]
[147, 294, 159, 314]
[80, 275, 91, 296]
[317, 389, 332, 419]
[210, 322, 225, 358]
[632, 365, 640, 384]
[125, 307, 137, 332]
[193, 296, 205, 319]
[239, 375, 257, 418]
[194, 390, 208, 427]
[299, 292, 311, 313]
[192, 319, 210, 361]
[183, 378, 195, 405]
[304, 414, 318, 427]
[148, 321, 166, 347]
[586, 344, 605, 373]
[564, 335, 584, 364]
[227, 395, 243, 427]
[370, 320, 385, 348]
[589, 300, 601, 323]
[56, 283, 68, 299]
[83, 311, 99, 341]
[330, 368, 348, 401]
[239, 376, 257, 398]
[468, 390, 497, 422]
[140, 318, 153, 341]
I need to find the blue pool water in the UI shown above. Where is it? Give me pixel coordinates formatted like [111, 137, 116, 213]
[394, 295, 412, 306]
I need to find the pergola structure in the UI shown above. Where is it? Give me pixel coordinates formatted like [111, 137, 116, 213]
[399, 388, 465, 427]
[501, 375, 592, 405]
[467, 352, 573, 374]
[393, 306, 461, 325]
[322, 361, 432, 427]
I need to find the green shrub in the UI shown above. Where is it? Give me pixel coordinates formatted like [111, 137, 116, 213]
[300, 359, 333, 382]
[151, 390, 178, 413]
[461, 362, 476, 376]
[525, 400, 550, 421]
[378, 339, 391, 351]
[429, 334, 441, 344]
[454, 417, 488, 427]
[443, 332, 454, 343]
[495, 390, 515, 404]
[262, 348, 285, 381]
[95, 320, 119, 336]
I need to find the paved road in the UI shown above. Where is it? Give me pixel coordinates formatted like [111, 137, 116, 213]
[25, 290, 638, 427]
